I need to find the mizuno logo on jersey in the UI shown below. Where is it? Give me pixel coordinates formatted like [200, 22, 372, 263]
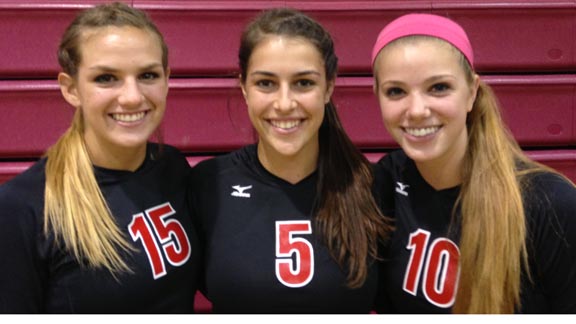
[395, 182, 409, 196]
[231, 185, 252, 198]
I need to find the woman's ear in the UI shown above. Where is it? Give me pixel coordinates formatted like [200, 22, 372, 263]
[467, 74, 481, 113]
[239, 74, 247, 101]
[164, 67, 171, 95]
[324, 79, 335, 104]
[58, 72, 81, 108]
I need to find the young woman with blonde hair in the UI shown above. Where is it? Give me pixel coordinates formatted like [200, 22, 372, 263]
[371, 13, 576, 313]
[0, 2, 199, 313]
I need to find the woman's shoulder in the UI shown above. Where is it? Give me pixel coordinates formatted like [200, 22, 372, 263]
[522, 172, 576, 313]
[522, 171, 576, 229]
[375, 150, 409, 168]
[149, 142, 185, 160]
[192, 145, 256, 176]
[0, 159, 46, 223]
[145, 143, 192, 173]
[192, 151, 235, 175]
[524, 171, 576, 204]
[373, 149, 411, 180]
[0, 159, 46, 199]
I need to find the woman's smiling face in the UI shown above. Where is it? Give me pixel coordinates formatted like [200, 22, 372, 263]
[60, 26, 169, 166]
[241, 35, 333, 162]
[373, 38, 478, 168]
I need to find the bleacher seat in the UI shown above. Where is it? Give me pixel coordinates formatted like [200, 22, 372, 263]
[1, 75, 574, 157]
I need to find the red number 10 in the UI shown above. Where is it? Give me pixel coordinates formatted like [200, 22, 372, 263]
[403, 229, 460, 308]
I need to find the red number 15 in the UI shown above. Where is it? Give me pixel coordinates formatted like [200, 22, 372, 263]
[128, 202, 191, 279]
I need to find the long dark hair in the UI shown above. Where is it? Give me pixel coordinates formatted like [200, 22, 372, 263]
[239, 7, 393, 287]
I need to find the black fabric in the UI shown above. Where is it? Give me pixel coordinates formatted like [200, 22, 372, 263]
[190, 144, 379, 314]
[373, 149, 576, 313]
[0, 143, 200, 313]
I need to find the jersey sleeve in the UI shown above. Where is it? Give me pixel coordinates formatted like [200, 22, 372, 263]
[0, 183, 46, 312]
[527, 173, 576, 313]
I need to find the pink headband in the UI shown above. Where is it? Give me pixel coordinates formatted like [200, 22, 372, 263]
[371, 13, 474, 67]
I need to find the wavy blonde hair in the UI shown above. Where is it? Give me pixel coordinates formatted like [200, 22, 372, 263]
[376, 36, 574, 313]
[44, 112, 135, 274]
[44, 2, 168, 275]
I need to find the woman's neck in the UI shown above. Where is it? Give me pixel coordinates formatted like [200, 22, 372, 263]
[257, 142, 319, 184]
[86, 138, 147, 172]
[415, 159, 463, 190]
[414, 148, 467, 191]
[414, 129, 470, 190]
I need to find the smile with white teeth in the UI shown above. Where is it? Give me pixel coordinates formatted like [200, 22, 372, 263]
[404, 126, 440, 137]
[270, 119, 301, 130]
[111, 111, 146, 122]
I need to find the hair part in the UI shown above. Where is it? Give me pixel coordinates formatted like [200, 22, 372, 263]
[58, 1, 168, 77]
[239, 7, 393, 287]
[373, 35, 468, 88]
[239, 8, 337, 83]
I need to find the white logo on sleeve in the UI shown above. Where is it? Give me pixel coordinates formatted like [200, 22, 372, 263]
[231, 185, 252, 198]
[395, 182, 409, 196]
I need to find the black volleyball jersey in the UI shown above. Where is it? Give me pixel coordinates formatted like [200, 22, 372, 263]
[190, 144, 379, 313]
[0, 143, 200, 313]
[373, 150, 576, 313]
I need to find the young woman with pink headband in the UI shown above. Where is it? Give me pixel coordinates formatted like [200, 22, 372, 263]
[371, 13, 576, 313]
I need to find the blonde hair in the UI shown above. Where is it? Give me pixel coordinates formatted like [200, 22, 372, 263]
[376, 36, 574, 313]
[454, 78, 528, 313]
[44, 2, 168, 275]
[453, 44, 567, 313]
[44, 111, 134, 274]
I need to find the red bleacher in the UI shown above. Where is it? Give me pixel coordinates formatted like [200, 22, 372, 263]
[2, 75, 575, 155]
[0, 0, 575, 313]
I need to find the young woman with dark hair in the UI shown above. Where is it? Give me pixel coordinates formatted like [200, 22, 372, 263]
[190, 7, 392, 313]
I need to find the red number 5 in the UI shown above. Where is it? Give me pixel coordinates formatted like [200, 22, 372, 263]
[403, 229, 460, 308]
[275, 220, 314, 288]
[128, 202, 191, 279]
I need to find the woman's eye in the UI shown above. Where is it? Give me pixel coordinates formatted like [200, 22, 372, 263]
[295, 79, 315, 88]
[430, 83, 450, 93]
[94, 74, 116, 83]
[255, 79, 275, 89]
[385, 87, 405, 97]
[140, 72, 160, 80]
